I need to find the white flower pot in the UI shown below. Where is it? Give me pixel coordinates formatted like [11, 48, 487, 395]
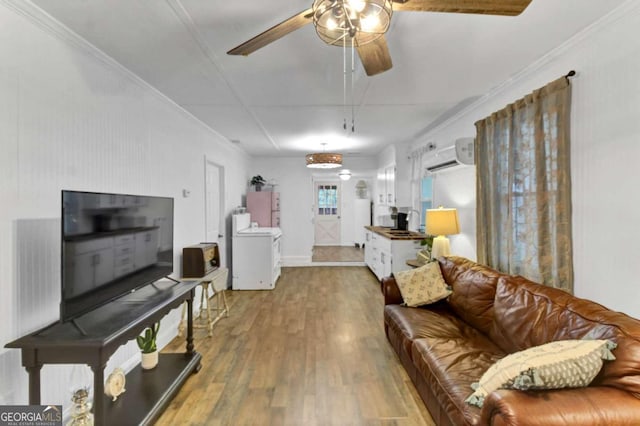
[141, 351, 158, 370]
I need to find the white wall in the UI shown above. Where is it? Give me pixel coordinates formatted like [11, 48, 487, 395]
[411, 2, 640, 318]
[430, 166, 477, 261]
[250, 156, 376, 264]
[0, 2, 249, 407]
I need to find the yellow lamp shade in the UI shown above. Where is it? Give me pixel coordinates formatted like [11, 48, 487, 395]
[426, 208, 460, 236]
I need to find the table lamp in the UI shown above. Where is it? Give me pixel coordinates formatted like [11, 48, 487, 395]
[426, 207, 460, 259]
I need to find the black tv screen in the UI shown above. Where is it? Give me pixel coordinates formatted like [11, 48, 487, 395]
[61, 190, 174, 322]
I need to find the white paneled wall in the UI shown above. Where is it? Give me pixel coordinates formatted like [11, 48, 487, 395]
[0, 1, 249, 409]
[411, 2, 640, 318]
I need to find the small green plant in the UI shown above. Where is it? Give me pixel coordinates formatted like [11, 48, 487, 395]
[136, 322, 159, 354]
[250, 175, 266, 186]
[420, 235, 434, 251]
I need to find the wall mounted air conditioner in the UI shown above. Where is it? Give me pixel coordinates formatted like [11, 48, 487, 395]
[425, 138, 475, 173]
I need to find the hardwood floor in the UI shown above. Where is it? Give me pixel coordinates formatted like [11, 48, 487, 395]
[312, 246, 365, 263]
[157, 267, 434, 425]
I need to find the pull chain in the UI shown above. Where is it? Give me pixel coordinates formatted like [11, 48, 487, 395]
[351, 41, 355, 133]
[343, 31, 347, 132]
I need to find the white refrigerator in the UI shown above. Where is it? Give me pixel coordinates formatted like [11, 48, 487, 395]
[353, 199, 371, 247]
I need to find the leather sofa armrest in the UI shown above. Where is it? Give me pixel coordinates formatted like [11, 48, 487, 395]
[482, 386, 640, 426]
[381, 276, 403, 305]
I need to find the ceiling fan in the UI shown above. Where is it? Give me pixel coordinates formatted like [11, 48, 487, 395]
[228, 0, 532, 76]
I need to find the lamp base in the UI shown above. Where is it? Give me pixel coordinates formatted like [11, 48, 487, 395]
[431, 236, 451, 260]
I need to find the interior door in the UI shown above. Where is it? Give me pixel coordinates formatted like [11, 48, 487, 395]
[314, 182, 341, 245]
[205, 160, 225, 264]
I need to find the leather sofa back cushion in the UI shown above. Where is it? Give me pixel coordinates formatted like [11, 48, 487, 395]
[439, 256, 503, 335]
[490, 275, 640, 395]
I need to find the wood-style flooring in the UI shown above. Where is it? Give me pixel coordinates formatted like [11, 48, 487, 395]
[312, 246, 365, 263]
[157, 266, 434, 425]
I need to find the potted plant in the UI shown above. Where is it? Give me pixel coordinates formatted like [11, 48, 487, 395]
[136, 322, 159, 370]
[250, 175, 266, 191]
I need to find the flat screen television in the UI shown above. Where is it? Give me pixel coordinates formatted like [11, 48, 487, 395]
[61, 190, 174, 322]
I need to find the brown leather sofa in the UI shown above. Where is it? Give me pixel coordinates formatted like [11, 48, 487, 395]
[382, 256, 640, 425]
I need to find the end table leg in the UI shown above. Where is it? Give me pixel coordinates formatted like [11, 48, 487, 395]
[26, 364, 42, 405]
[177, 300, 186, 337]
[186, 291, 195, 355]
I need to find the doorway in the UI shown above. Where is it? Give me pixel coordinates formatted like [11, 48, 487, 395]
[313, 181, 341, 246]
[205, 159, 225, 265]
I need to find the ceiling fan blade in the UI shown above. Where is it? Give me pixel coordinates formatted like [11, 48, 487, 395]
[392, 0, 532, 16]
[227, 8, 314, 56]
[357, 36, 393, 76]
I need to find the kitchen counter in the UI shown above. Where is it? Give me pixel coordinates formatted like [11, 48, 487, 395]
[365, 226, 427, 241]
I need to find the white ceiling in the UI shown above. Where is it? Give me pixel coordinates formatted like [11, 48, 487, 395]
[31, 0, 624, 157]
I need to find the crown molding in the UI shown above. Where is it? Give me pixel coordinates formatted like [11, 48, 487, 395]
[0, 0, 248, 156]
[413, 0, 640, 143]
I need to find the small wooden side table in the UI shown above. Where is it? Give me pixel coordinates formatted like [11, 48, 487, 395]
[179, 267, 229, 337]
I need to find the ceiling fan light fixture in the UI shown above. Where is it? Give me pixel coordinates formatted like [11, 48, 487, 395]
[312, 0, 392, 47]
[306, 152, 343, 169]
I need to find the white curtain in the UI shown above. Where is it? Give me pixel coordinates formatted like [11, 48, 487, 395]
[409, 150, 424, 230]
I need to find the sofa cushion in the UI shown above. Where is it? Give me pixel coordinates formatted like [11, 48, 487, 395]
[490, 275, 640, 396]
[395, 261, 452, 307]
[384, 302, 459, 364]
[412, 330, 505, 425]
[439, 256, 504, 335]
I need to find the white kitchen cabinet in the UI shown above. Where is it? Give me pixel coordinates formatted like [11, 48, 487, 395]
[364, 230, 376, 274]
[394, 152, 411, 207]
[378, 236, 392, 279]
[375, 165, 395, 206]
[364, 228, 423, 281]
[374, 145, 412, 210]
[385, 165, 395, 206]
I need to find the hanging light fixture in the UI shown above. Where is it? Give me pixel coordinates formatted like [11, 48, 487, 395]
[306, 143, 343, 168]
[338, 169, 352, 180]
[306, 153, 343, 169]
[312, 0, 393, 47]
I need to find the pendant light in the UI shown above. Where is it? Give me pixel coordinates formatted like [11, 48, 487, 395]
[306, 143, 343, 169]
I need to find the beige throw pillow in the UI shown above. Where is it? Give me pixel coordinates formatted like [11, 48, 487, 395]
[394, 262, 451, 307]
[465, 339, 617, 407]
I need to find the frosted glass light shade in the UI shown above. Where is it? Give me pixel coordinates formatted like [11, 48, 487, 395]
[338, 169, 352, 180]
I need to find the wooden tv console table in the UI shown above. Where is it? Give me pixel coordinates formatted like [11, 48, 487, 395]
[5, 280, 202, 426]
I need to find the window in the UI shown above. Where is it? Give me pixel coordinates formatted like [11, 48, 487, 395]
[420, 177, 433, 231]
[317, 184, 338, 215]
